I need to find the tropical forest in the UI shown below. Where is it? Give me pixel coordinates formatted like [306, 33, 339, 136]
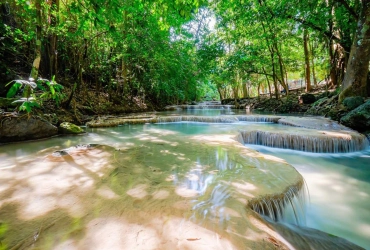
[0, 0, 369, 249]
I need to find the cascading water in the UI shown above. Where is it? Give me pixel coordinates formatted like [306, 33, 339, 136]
[247, 144, 370, 249]
[235, 115, 281, 123]
[239, 129, 369, 153]
[178, 104, 235, 110]
[248, 181, 308, 226]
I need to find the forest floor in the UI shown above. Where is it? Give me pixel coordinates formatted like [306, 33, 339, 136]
[0, 83, 366, 130]
[29, 86, 161, 126]
[222, 84, 339, 115]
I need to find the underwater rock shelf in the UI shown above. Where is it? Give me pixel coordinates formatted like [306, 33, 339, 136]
[86, 115, 282, 127]
[87, 115, 369, 153]
[2, 116, 366, 249]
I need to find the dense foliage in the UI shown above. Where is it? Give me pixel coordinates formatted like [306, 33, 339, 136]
[0, 0, 369, 108]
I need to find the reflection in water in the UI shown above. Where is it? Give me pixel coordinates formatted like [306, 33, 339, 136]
[0, 121, 369, 249]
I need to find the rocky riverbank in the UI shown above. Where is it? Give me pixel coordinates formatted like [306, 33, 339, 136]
[220, 89, 370, 137]
[1, 85, 370, 143]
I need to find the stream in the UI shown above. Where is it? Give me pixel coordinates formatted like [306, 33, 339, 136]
[0, 109, 369, 249]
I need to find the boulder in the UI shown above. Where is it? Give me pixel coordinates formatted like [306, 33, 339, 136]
[342, 96, 364, 111]
[0, 115, 58, 143]
[340, 101, 370, 132]
[221, 98, 233, 105]
[58, 122, 85, 134]
[300, 93, 316, 104]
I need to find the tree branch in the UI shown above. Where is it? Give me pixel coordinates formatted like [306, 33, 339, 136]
[244, 69, 274, 77]
[286, 15, 350, 51]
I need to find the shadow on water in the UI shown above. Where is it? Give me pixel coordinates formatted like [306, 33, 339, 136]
[1, 125, 299, 249]
[0, 120, 369, 249]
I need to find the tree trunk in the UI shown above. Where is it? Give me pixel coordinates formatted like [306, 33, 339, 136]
[217, 86, 224, 101]
[327, 2, 338, 88]
[30, 0, 42, 80]
[339, 0, 370, 102]
[260, 18, 279, 99]
[121, 9, 128, 96]
[303, 29, 312, 92]
[263, 67, 272, 99]
[270, 52, 279, 99]
[328, 42, 338, 87]
[273, 42, 289, 95]
[48, 0, 59, 79]
[310, 40, 317, 87]
[242, 81, 248, 98]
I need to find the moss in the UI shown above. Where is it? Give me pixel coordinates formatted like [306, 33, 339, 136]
[327, 105, 348, 121]
[342, 96, 364, 110]
[312, 97, 328, 107]
[338, 86, 355, 103]
[340, 101, 370, 132]
[58, 122, 85, 134]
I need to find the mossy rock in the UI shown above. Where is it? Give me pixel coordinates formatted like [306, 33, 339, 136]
[327, 105, 348, 121]
[300, 93, 316, 104]
[0, 114, 58, 143]
[340, 101, 370, 132]
[312, 97, 328, 107]
[276, 96, 298, 113]
[316, 91, 330, 100]
[342, 96, 364, 111]
[58, 122, 85, 134]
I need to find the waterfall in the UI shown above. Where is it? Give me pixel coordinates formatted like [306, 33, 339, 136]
[178, 104, 235, 110]
[87, 114, 282, 127]
[154, 115, 239, 123]
[248, 179, 307, 225]
[86, 115, 369, 154]
[239, 130, 369, 153]
[235, 115, 281, 123]
[87, 115, 243, 127]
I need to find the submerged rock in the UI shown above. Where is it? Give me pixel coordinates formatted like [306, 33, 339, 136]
[0, 114, 58, 143]
[340, 100, 370, 132]
[58, 121, 85, 134]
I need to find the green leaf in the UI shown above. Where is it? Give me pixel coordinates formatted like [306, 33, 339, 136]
[18, 102, 28, 112]
[6, 82, 22, 98]
[50, 85, 56, 96]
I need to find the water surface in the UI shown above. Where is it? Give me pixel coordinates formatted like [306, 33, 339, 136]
[0, 117, 369, 249]
[247, 145, 370, 249]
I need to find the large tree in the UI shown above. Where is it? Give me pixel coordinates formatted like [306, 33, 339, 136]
[339, 0, 370, 101]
